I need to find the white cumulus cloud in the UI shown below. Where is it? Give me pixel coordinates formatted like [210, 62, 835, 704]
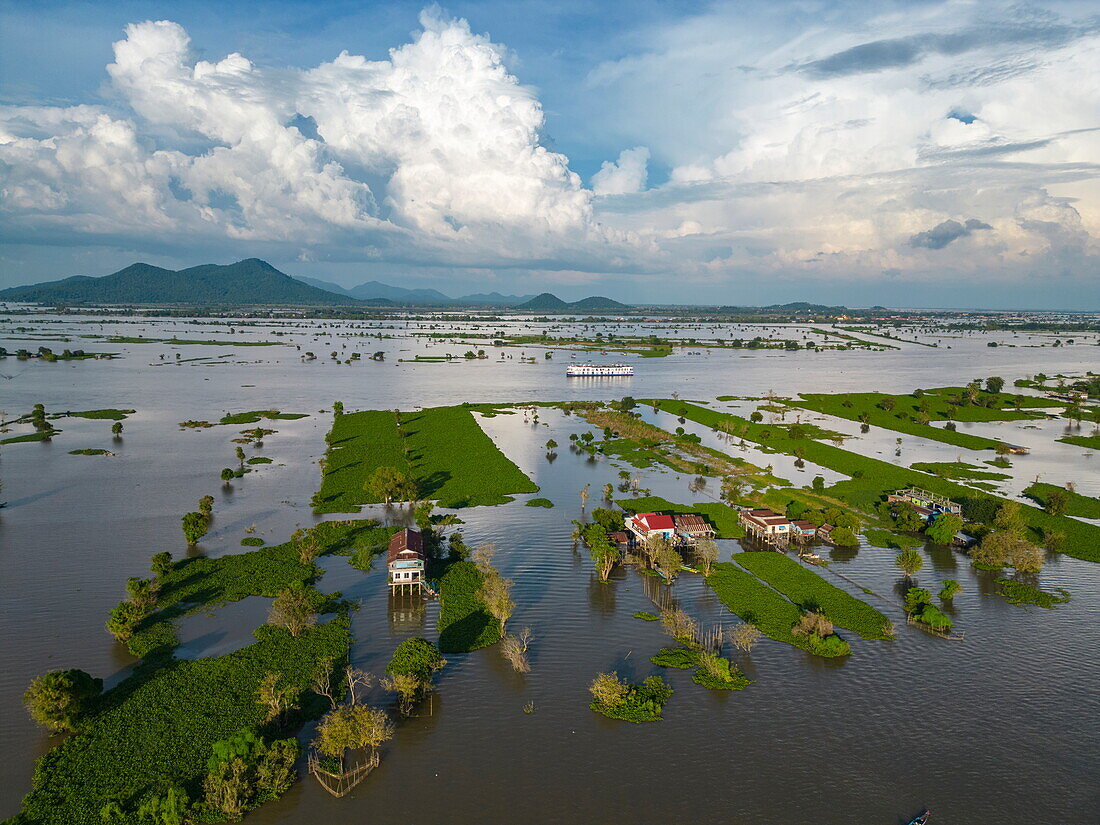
[592, 146, 649, 195]
[0, 11, 629, 271]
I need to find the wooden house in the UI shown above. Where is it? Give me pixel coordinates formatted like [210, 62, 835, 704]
[672, 513, 716, 543]
[739, 508, 792, 546]
[387, 528, 426, 592]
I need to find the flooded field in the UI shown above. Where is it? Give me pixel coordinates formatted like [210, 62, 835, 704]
[1, 313, 1098, 824]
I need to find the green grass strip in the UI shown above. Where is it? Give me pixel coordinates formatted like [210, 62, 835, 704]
[733, 552, 892, 640]
[1058, 434, 1100, 450]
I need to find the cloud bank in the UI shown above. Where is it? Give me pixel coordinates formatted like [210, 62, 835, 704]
[0, 10, 633, 274]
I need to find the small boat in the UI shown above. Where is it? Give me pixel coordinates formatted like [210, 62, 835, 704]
[905, 810, 930, 825]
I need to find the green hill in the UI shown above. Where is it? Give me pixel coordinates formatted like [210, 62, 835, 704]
[0, 259, 378, 306]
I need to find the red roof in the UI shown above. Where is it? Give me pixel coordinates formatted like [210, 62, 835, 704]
[387, 528, 424, 563]
[632, 512, 675, 532]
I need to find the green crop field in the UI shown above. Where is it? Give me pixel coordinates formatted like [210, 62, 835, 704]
[314, 410, 410, 512]
[315, 406, 536, 511]
[398, 406, 537, 508]
[733, 552, 892, 640]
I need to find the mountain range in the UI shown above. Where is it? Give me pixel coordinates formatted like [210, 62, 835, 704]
[293, 276, 533, 306]
[0, 259, 629, 310]
[0, 259, 370, 306]
[514, 292, 628, 311]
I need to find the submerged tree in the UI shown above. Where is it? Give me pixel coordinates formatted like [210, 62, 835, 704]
[181, 511, 208, 545]
[925, 513, 964, 546]
[365, 466, 416, 505]
[691, 539, 719, 577]
[894, 547, 924, 581]
[23, 669, 102, 733]
[729, 623, 763, 653]
[502, 628, 533, 674]
[478, 571, 515, 635]
[268, 587, 318, 637]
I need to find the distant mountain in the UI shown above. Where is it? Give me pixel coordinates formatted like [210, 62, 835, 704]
[515, 292, 629, 312]
[294, 276, 357, 298]
[457, 291, 535, 306]
[346, 281, 453, 304]
[1, 259, 371, 306]
[294, 276, 534, 306]
[764, 302, 848, 313]
[516, 292, 572, 311]
[571, 296, 628, 310]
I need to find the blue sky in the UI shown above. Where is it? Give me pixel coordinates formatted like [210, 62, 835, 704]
[1, 0, 1098, 307]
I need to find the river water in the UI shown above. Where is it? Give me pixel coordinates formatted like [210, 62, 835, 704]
[1, 313, 1098, 824]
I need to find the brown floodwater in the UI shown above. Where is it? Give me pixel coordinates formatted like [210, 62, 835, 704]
[1, 314, 1098, 824]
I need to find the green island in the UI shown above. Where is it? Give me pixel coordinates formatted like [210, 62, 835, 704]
[436, 559, 502, 653]
[15, 620, 348, 824]
[705, 563, 850, 657]
[649, 646, 751, 691]
[1, 432, 53, 445]
[789, 386, 1057, 450]
[218, 410, 308, 425]
[57, 409, 135, 420]
[648, 399, 1100, 563]
[68, 448, 112, 456]
[732, 552, 892, 640]
[995, 579, 1072, 609]
[1057, 434, 1100, 449]
[589, 673, 674, 722]
[863, 528, 923, 549]
[314, 405, 537, 511]
[1022, 483, 1100, 518]
[525, 497, 554, 508]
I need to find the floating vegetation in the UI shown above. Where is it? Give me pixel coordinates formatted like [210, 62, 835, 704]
[218, 410, 309, 425]
[996, 579, 1072, 609]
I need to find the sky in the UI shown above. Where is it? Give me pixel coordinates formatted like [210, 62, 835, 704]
[1, 0, 1098, 308]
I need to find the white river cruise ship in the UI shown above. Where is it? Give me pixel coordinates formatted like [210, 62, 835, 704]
[566, 362, 634, 377]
